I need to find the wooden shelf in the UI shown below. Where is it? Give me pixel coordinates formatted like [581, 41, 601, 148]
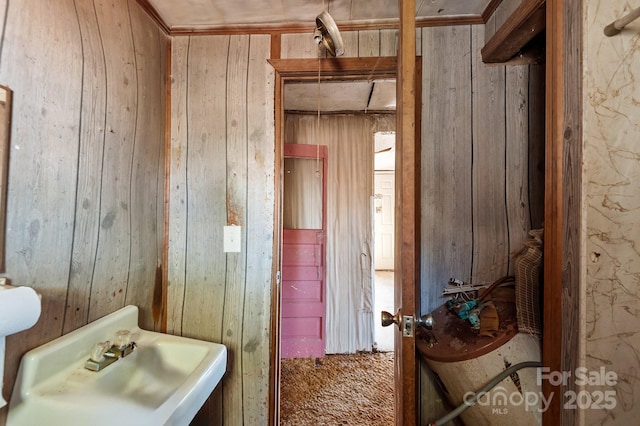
[481, 0, 546, 64]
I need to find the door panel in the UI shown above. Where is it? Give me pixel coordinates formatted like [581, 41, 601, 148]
[281, 144, 327, 359]
[395, 5, 419, 424]
[374, 171, 395, 270]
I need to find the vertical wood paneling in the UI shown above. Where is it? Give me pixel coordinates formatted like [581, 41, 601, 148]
[179, 34, 228, 426]
[358, 29, 380, 57]
[505, 65, 531, 274]
[182, 35, 229, 343]
[281, 29, 403, 59]
[528, 64, 545, 229]
[0, 1, 165, 423]
[222, 34, 250, 424]
[420, 25, 473, 313]
[242, 34, 274, 425]
[63, 0, 107, 333]
[471, 25, 508, 284]
[169, 33, 275, 426]
[420, 24, 475, 422]
[419, 23, 544, 422]
[340, 30, 360, 57]
[380, 29, 397, 56]
[281, 33, 319, 58]
[166, 36, 189, 336]
[87, 0, 137, 322]
[0, 2, 81, 413]
[0, 1, 7, 58]
[125, 1, 166, 331]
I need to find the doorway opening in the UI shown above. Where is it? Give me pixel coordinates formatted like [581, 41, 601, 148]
[279, 118, 396, 425]
[270, 58, 398, 425]
[373, 131, 395, 353]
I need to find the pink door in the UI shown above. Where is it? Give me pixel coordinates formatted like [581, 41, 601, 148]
[281, 144, 327, 358]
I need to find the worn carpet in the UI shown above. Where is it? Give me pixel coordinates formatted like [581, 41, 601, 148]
[280, 352, 394, 426]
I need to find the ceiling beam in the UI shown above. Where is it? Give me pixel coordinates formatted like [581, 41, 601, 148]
[481, 0, 546, 63]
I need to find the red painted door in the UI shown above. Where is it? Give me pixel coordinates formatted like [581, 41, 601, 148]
[281, 144, 327, 358]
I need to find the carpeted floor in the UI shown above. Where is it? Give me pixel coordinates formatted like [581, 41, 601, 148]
[280, 352, 395, 425]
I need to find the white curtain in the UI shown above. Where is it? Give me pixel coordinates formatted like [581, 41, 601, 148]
[285, 113, 395, 353]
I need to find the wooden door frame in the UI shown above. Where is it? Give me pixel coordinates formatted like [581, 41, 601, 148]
[268, 56, 424, 425]
[543, 0, 582, 423]
[396, 1, 419, 424]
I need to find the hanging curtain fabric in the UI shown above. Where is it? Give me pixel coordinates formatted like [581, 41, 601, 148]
[285, 113, 395, 354]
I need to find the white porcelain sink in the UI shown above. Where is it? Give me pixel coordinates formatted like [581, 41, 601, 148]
[7, 305, 226, 426]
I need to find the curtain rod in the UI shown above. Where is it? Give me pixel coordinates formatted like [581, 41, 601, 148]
[604, 6, 640, 36]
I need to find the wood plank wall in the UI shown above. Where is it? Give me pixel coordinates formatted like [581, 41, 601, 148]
[418, 21, 545, 425]
[0, 0, 166, 424]
[0, 2, 545, 422]
[169, 28, 394, 425]
[169, 23, 543, 423]
[167, 34, 275, 425]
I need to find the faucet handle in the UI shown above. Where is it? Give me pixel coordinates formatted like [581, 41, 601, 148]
[115, 330, 131, 349]
[90, 341, 111, 362]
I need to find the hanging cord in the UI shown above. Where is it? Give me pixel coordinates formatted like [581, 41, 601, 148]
[428, 361, 543, 426]
[316, 41, 322, 175]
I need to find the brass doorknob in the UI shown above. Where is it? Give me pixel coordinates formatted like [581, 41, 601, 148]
[381, 310, 401, 328]
[416, 313, 434, 330]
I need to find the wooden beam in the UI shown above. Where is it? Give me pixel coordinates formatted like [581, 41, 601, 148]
[268, 57, 397, 80]
[481, 0, 546, 64]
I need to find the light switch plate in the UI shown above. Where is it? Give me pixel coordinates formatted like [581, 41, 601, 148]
[223, 225, 241, 252]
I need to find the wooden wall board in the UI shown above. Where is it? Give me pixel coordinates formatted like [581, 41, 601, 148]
[281, 32, 320, 59]
[179, 37, 229, 425]
[0, 1, 166, 423]
[166, 36, 189, 336]
[505, 64, 532, 274]
[242, 34, 275, 425]
[420, 25, 473, 313]
[471, 25, 509, 284]
[528, 64, 545, 229]
[169, 33, 276, 425]
[419, 24, 544, 422]
[380, 29, 398, 56]
[358, 29, 381, 57]
[221, 34, 250, 424]
[62, 0, 108, 334]
[125, 1, 167, 331]
[340, 31, 360, 58]
[1, 4, 82, 412]
[280, 29, 421, 59]
[88, 0, 137, 322]
[420, 26, 474, 424]
[181, 35, 229, 343]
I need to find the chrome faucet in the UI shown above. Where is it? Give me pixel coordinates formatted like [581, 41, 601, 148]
[84, 330, 136, 372]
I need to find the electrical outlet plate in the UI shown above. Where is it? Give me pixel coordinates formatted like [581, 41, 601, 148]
[223, 225, 241, 252]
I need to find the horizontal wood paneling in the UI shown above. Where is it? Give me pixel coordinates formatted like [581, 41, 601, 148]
[0, 0, 166, 424]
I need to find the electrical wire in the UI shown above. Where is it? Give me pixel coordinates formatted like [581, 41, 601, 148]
[428, 361, 544, 426]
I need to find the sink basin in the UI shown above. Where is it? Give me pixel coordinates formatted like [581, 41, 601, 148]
[7, 305, 226, 426]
